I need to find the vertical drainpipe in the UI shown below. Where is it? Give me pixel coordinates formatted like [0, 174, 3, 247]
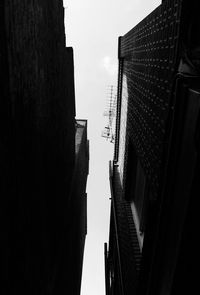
[109, 161, 125, 295]
[114, 37, 123, 163]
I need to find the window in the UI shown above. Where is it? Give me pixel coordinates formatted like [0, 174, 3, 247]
[125, 140, 149, 235]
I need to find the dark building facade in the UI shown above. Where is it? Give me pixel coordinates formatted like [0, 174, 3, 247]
[0, 1, 88, 294]
[67, 120, 89, 295]
[105, 0, 200, 295]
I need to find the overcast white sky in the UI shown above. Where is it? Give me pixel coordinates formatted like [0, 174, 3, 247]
[63, 1, 161, 295]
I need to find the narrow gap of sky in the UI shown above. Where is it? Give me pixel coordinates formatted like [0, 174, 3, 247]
[63, 1, 161, 295]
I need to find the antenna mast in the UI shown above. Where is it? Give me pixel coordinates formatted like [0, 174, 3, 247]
[101, 85, 117, 143]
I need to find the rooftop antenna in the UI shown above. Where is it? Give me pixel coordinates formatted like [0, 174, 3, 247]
[101, 85, 117, 143]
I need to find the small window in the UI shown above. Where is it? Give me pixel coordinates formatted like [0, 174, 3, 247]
[125, 141, 138, 201]
[134, 160, 146, 224]
[125, 140, 149, 234]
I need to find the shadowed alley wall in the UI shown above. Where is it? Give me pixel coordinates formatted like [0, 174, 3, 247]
[0, 1, 84, 294]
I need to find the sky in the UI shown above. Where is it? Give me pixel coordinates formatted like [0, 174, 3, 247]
[63, 1, 161, 295]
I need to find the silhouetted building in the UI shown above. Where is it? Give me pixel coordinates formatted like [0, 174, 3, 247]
[105, 0, 200, 295]
[0, 1, 88, 294]
[67, 120, 89, 295]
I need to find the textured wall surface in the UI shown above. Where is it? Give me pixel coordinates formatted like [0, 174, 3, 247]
[110, 165, 141, 295]
[118, 0, 183, 198]
[0, 1, 76, 294]
[118, 75, 128, 184]
[107, 1, 200, 295]
[108, 1, 200, 295]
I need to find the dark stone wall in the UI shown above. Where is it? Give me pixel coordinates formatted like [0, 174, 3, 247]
[0, 1, 76, 294]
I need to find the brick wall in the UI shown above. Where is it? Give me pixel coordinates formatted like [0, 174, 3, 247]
[108, 163, 141, 295]
[108, 1, 190, 294]
[118, 75, 128, 184]
[109, 1, 200, 295]
[118, 0, 183, 199]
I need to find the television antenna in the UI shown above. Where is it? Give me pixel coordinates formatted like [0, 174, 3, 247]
[101, 85, 117, 143]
